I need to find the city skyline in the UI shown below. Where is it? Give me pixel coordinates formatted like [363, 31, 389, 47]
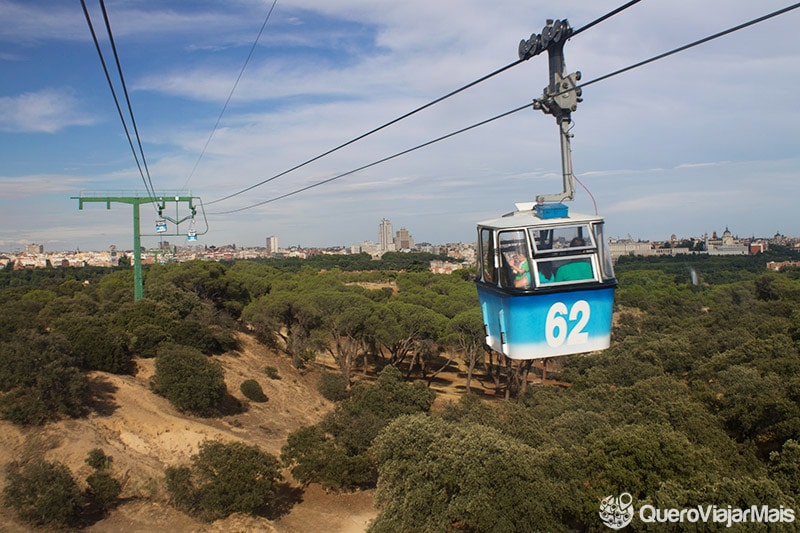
[1, 1, 798, 251]
[1, 218, 790, 255]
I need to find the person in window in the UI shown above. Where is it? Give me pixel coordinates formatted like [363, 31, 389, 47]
[554, 237, 593, 282]
[537, 263, 555, 284]
[508, 253, 532, 288]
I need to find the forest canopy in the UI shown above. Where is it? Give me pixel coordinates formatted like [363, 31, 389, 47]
[1, 250, 799, 530]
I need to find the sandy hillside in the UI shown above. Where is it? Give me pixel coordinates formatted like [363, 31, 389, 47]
[0, 333, 377, 532]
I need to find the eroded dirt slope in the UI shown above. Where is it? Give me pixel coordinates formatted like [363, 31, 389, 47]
[0, 333, 376, 532]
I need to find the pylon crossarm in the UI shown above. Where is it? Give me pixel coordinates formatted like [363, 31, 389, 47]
[72, 191, 207, 301]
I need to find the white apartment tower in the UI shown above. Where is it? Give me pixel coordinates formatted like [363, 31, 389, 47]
[266, 235, 278, 255]
[379, 219, 395, 252]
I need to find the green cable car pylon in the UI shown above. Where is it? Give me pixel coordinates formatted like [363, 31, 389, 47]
[72, 191, 208, 300]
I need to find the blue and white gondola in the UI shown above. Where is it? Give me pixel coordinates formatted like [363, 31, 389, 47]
[476, 203, 616, 360]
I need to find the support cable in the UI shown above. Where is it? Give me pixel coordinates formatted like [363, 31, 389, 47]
[208, 104, 531, 215]
[570, 0, 642, 38]
[576, 1, 800, 93]
[80, 0, 157, 205]
[205, 1, 644, 206]
[182, 0, 279, 190]
[209, 2, 800, 215]
[97, 0, 158, 201]
[205, 60, 524, 205]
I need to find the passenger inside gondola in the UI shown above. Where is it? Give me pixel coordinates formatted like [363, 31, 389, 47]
[554, 257, 593, 282]
[511, 253, 532, 288]
[537, 262, 555, 284]
[553, 237, 593, 282]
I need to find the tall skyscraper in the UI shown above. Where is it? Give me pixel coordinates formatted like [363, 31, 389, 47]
[379, 219, 394, 252]
[266, 235, 278, 255]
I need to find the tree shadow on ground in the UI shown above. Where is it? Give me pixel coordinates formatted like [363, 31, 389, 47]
[218, 393, 246, 416]
[86, 375, 119, 417]
[266, 482, 305, 519]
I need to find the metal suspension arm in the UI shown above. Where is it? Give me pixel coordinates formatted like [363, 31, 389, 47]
[520, 19, 583, 204]
[535, 111, 576, 204]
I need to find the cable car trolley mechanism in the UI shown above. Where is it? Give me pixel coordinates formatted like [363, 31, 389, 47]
[475, 19, 617, 360]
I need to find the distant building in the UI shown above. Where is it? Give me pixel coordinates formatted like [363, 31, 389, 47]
[767, 260, 800, 272]
[429, 260, 464, 274]
[359, 241, 381, 257]
[395, 227, 414, 250]
[379, 219, 395, 252]
[266, 235, 278, 256]
[25, 243, 43, 254]
[706, 228, 748, 255]
[608, 239, 652, 260]
[609, 238, 699, 260]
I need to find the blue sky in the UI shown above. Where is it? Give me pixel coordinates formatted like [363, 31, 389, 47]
[1, 0, 798, 252]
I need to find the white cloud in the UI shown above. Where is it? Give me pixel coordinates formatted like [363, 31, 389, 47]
[0, 174, 89, 198]
[0, 89, 95, 133]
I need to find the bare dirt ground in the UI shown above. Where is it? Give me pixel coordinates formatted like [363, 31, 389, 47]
[0, 334, 379, 532]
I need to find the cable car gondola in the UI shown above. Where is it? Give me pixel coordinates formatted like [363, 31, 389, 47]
[476, 203, 616, 360]
[475, 19, 616, 360]
[187, 217, 198, 241]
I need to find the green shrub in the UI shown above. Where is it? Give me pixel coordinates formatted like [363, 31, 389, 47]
[165, 440, 282, 521]
[281, 425, 374, 491]
[151, 343, 227, 416]
[346, 365, 435, 419]
[130, 323, 170, 358]
[264, 366, 280, 379]
[0, 332, 89, 425]
[52, 314, 131, 374]
[2, 459, 85, 528]
[167, 320, 222, 354]
[85, 470, 121, 512]
[83, 449, 120, 513]
[165, 465, 197, 513]
[317, 372, 349, 402]
[0, 299, 43, 343]
[85, 448, 113, 470]
[284, 366, 435, 490]
[240, 379, 267, 402]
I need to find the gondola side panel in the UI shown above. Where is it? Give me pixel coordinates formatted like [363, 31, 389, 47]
[478, 285, 614, 360]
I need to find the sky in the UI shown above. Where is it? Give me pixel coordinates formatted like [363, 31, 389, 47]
[1, 0, 799, 252]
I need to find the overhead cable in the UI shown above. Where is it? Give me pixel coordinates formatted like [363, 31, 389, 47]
[182, 0, 279, 190]
[570, 0, 642, 38]
[98, 0, 158, 200]
[205, 0, 644, 206]
[204, 60, 524, 205]
[209, 1, 800, 215]
[207, 104, 532, 215]
[80, 0, 157, 204]
[576, 1, 800, 92]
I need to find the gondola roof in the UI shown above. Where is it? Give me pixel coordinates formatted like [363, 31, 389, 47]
[478, 206, 604, 230]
